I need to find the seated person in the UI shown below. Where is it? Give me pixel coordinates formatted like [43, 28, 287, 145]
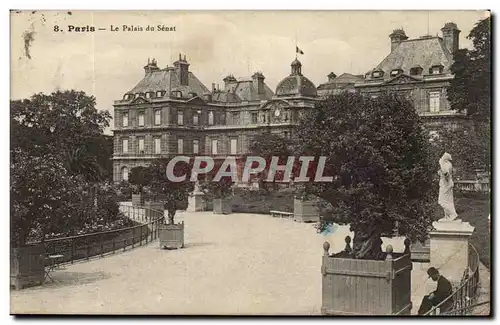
[418, 267, 454, 315]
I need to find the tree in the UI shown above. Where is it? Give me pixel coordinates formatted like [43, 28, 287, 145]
[448, 16, 491, 120]
[199, 160, 235, 199]
[146, 157, 195, 224]
[10, 90, 112, 181]
[247, 132, 293, 190]
[129, 166, 152, 194]
[445, 16, 491, 176]
[293, 92, 434, 259]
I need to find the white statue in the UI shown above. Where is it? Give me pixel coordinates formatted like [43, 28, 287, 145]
[438, 152, 458, 221]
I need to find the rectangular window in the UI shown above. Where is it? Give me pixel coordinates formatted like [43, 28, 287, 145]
[178, 111, 184, 125]
[138, 112, 145, 126]
[155, 138, 161, 154]
[211, 139, 218, 155]
[284, 131, 289, 139]
[208, 111, 214, 125]
[231, 112, 240, 124]
[193, 114, 199, 125]
[155, 110, 161, 125]
[429, 92, 441, 112]
[177, 138, 184, 154]
[138, 138, 145, 153]
[122, 138, 129, 153]
[193, 139, 199, 154]
[230, 138, 237, 155]
[122, 112, 129, 127]
[251, 112, 258, 124]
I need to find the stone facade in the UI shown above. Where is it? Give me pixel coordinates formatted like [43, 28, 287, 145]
[113, 55, 318, 182]
[113, 22, 466, 182]
[355, 23, 467, 132]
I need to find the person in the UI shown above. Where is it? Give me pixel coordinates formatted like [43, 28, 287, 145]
[418, 267, 454, 315]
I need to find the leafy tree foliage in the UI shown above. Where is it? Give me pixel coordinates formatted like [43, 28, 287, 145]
[247, 132, 293, 190]
[10, 90, 124, 246]
[199, 160, 235, 199]
[146, 157, 195, 224]
[10, 90, 112, 181]
[129, 166, 152, 194]
[445, 16, 491, 175]
[448, 16, 491, 120]
[293, 92, 434, 259]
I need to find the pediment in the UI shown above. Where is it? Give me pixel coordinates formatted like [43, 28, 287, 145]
[186, 96, 206, 105]
[130, 96, 150, 104]
[384, 73, 421, 85]
[259, 99, 290, 110]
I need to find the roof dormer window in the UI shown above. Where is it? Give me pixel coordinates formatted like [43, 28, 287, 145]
[372, 70, 384, 79]
[429, 64, 444, 75]
[156, 90, 164, 97]
[124, 94, 133, 100]
[390, 68, 403, 77]
[171, 90, 182, 98]
[135, 93, 140, 99]
[410, 66, 423, 76]
[145, 92, 153, 99]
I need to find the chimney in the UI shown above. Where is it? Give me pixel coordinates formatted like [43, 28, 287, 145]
[212, 83, 216, 93]
[143, 57, 159, 76]
[223, 74, 237, 89]
[251, 72, 265, 94]
[389, 29, 408, 52]
[441, 22, 461, 54]
[173, 53, 190, 86]
[327, 72, 337, 82]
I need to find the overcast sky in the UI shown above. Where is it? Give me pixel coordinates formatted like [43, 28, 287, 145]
[11, 10, 488, 133]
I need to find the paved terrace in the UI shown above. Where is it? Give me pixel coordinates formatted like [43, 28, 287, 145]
[11, 211, 455, 315]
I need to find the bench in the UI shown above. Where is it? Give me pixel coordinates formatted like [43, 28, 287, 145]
[270, 210, 294, 219]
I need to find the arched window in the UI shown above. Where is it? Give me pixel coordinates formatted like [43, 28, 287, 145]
[122, 166, 129, 181]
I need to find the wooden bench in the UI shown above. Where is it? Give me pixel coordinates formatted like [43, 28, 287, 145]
[270, 210, 294, 219]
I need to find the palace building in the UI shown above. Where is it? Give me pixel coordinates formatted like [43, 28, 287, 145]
[112, 22, 465, 183]
[355, 22, 466, 133]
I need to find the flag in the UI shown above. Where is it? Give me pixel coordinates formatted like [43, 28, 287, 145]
[296, 46, 304, 55]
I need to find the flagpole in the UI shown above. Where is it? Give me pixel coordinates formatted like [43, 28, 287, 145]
[295, 29, 297, 59]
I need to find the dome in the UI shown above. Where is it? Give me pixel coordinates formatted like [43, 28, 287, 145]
[275, 59, 317, 97]
[275, 75, 317, 97]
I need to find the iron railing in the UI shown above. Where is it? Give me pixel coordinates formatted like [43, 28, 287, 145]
[425, 244, 481, 316]
[31, 204, 164, 266]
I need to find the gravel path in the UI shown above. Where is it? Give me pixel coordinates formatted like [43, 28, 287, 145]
[11, 211, 410, 315]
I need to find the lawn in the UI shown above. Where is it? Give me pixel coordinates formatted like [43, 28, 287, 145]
[454, 195, 491, 269]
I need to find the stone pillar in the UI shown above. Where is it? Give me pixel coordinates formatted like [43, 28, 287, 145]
[429, 219, 475, 283]
[187, 191, 205, 212]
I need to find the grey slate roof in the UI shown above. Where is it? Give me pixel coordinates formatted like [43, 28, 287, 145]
[128, 68, 210, 97]
[371, 36, 453, 78]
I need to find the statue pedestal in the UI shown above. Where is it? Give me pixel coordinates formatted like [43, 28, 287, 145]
[187, 191, 205, 212]
[429, 219, 475, 283]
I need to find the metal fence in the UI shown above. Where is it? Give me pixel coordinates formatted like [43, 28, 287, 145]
[425, 244, 481, 316]
[36, 204, 164, 266]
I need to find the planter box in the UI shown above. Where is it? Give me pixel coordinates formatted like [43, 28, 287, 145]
[294, 199, 319, 222]
[131, 194, 145, 207]
[322, 244, 412, 315]
[213, 198, 232, 214]
[159, 222, 184, 249]
[10, 244, 46, 290]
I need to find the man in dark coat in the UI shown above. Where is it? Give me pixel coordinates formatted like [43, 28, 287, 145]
[418, 267, 454, 315]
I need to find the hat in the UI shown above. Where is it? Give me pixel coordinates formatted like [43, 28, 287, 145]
[427, 267, 439, 278]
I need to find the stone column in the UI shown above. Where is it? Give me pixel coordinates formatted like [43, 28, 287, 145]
[429, 219, 475, 283]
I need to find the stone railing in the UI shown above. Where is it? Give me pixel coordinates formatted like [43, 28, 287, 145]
[455, 180, 490, 195]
